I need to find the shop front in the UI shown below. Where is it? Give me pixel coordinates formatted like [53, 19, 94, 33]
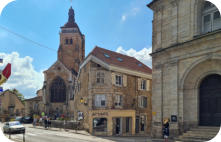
[88, 110, 136, 136]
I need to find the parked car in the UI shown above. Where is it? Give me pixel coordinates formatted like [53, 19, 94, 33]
[22, 116, 33, 124]
[15, 116, 23, 123]
[3, 121, 25, 134]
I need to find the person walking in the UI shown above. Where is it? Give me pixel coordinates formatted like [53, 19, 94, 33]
[44, 116, 48, 129]
[163, 118, 170, 142]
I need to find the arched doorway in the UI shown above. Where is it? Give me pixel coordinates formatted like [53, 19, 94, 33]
[199, 74, 221, 126]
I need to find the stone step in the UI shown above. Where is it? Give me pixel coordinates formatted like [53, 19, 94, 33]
[174, 138, 207, 142]
[190, 127, 220, 132]
[182, 132, 217, 138]
[185, 130, 218, 135]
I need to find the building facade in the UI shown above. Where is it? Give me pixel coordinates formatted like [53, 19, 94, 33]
[70, 47, 152, 136]
[42, 7, 85, 117]
[148, 0, 221, 138]
[0, 90, 25, 121]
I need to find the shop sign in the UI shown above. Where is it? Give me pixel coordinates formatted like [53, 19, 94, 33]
[92, 112, 108, 116]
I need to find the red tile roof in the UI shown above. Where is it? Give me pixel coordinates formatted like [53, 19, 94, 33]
[90, 46, 152, 74]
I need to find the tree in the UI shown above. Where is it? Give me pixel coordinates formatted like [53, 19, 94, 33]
[10, 89, 25, 104]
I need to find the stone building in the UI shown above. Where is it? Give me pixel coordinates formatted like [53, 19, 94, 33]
[148, 0, 221, 138]
[0, 90, 25, 121]
[70, 47, 152, 136]
[42, 6, 85, 117]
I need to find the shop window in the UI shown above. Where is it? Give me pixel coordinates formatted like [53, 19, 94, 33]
[141, 80, 146, 90]
[94, 95, 106, 107]
[115, 95, 123, 107]
[126, 117, 130, 133]
[93, 118, 107, 132]
[115, 75, 122, 86]
[96, 72, 104, 84]
[202, 1, 221, 33]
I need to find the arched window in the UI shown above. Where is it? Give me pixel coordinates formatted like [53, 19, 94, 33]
[65, 39, 69, 45]
[70, 39, 73, 44]
[202, 1, 221, 33]
[50, 77, 66, 103]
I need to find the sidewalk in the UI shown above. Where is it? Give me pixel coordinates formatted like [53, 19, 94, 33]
[27, 124, 91, 136]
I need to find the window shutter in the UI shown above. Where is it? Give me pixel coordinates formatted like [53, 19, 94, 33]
[112, 73, 116, 85]
[123, 75, 127, 87]
[146, 80, 150, 91]
[138, 78, 141, 90]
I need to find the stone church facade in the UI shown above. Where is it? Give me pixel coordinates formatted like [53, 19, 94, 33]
[42, 7, 85, 117]
[148, 0, 221, 138]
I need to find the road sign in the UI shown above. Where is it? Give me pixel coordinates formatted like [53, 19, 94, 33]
[0, 87, 3, 92]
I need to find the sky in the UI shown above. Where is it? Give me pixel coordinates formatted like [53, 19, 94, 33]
[0, 0, 153, 98]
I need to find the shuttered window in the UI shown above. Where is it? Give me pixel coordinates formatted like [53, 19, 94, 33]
[96, 72, 104, 84]
[94, 95, 106, 107]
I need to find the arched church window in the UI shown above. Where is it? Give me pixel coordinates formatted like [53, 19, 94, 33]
[70, 39, 73, 44]
[202, 1, 221, 33]
[50, 77, 66, 103]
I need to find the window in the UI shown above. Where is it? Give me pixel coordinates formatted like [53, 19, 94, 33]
[50, 77, 66, 103]
[115, 95, 123, 107]
[65, 39, 68, 44]
[117, 57, 123, 62]
[141, 80, 146, 90]
[115, 75, 122, 86]
[96, 72, 104, 84]
[93, 118, 107, 132]
[104, 53, 110, 58]
[139, 96, 147, 108]
[140, 115, 146, 131]
[94, 95, 106, 107]
[202, 1, 221, 33]
[70, 39, 73, 44]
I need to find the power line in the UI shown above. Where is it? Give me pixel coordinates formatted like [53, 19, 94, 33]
[0, 25, 56, 52]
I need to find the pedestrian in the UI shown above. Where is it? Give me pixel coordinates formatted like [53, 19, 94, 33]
[44, 116, 48, 129]
[163, 118, 170, 142]
[48, 117, 51, 128]
[33, 114, 37, 128]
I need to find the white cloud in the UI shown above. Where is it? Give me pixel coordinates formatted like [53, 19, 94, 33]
[121, 7, 140, 22]
[0, 52, 44, 98]
[116, 46, 152, 68]
[121, 15, 127, 22]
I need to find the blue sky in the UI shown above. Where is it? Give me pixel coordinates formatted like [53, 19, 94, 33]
[0, 0, 153, 98]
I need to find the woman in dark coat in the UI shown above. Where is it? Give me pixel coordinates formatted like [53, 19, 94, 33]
[163, 118, 170, 142]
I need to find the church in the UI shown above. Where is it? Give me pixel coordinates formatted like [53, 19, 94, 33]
[148, 0, 221, 138]
[42, 6, 85, 118]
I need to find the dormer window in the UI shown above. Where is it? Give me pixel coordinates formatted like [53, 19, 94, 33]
[202, 1, 221, 33]
[117, 57, 123, 62]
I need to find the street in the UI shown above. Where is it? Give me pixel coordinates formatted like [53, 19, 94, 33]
[0, 123, 154, 142]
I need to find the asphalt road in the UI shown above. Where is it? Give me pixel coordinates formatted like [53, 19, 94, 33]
[0, 123, 154, 142]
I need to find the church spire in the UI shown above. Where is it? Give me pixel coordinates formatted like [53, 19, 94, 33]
[68, 6, 75, 23]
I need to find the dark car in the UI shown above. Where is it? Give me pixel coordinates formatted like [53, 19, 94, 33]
[22, 116, 33, 124]
[15, 116, 23, 123]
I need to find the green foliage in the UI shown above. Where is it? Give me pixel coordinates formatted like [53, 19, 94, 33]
[9, 89, 25, 104]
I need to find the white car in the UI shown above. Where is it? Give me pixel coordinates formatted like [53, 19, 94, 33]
[3, 121, 25, 134]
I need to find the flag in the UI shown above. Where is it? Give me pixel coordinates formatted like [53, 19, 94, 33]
[0, 63, 11, 85]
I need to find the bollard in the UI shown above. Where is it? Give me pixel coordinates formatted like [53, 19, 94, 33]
[9, 128, 11, 139]
[23, 131, 25, 142]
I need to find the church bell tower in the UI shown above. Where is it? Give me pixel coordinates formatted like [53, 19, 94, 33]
[58, 7, 85, 75]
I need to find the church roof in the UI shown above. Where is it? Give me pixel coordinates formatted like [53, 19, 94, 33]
[89, 46, 152, 74]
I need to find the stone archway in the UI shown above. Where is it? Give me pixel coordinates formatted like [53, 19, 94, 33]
[182, 59, 221, 129]
[199, 74, 221, 126]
